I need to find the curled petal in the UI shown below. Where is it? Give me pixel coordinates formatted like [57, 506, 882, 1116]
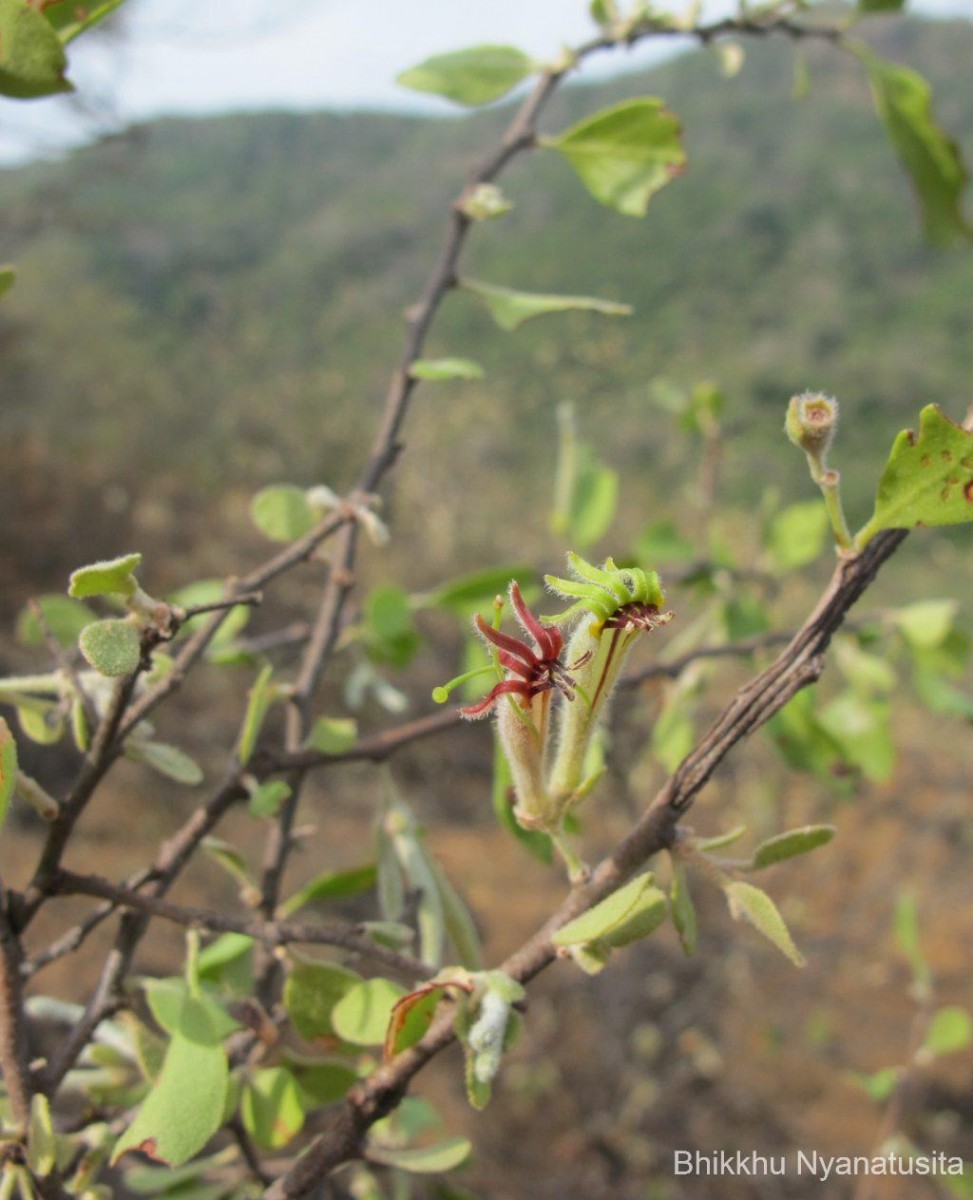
[460, 677, 531, 719]
[510, 581, 562, 661]
[473, 612, 537, 666]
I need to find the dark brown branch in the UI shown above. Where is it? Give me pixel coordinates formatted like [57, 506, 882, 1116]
[0, 885, 34, 1128]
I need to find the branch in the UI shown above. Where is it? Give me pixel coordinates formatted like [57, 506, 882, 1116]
[263, 528, 908, 1198]
[0, 885, 34, 1129]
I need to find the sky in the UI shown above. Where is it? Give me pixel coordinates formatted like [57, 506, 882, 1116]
[1, 0, 972, 164]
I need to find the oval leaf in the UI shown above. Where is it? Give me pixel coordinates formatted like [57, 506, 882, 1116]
[241, 1067, 305, 1150]
[331, 977, 406, 1047]
[552, 872, 656, 947]
[129, 740, 203, 785]
[461, 278, 632, 332]
[111, 995, 229, 1167]
[283, 960, 361, 1042]
[368, 1136, 472, 1174]
[247, 779, 292, 818]
[280, 862, 377, 918]
[250, 485, 316, 542]
[69, 553, 142, 599]
[16, 594, 96, 647]
[858, 406, 973, 545]
[544, 98, 686, 217]
[305, 716, 357, 755]
[79, 619, 140, 677]
[385, 985, 448, 1060]
[751, 825, 836, 870]
[397, 44, 531, 106]
[724, 880, 805, 967]
[0, 0, 70, 98]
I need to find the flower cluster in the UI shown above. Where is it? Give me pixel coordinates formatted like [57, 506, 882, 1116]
[443, 556, 672, 863]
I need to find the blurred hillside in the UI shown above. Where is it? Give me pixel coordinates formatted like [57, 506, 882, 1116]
[1, 14, 973, 607]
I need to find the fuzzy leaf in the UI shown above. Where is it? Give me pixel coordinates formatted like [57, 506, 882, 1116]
[385, 985, 449, 1060]
[725, 881, 805, 967]
[397, 44, 531, 106]
[129, 740, 203, 785]
[16, 594, 96, 647]
[79, 619, 140, 677]
[410, 357, 485, 382]
[250, 485, 316, 542]
[858, 52, 972, 246]
[368, 1137, 472, 1174]
[284, 959, 361, 1042]
[280, 862, 377, 918]
[111, 994, 228, 1166]
[751, 825, 836, 870]
[552, 872, 658, 947]
[167, 579, 251, 645]
[241, 1067, 306, 1150]
[0, 717, 18, 831]
[247, 779, 292, 818]
[859, 406, 973, 544]
[461, 278, 632, 332]
[69, 553, 142, 599]
[0, 0, 70, 98]
[332, 978, 406, 1047]
[544, 98, 686, 217]
[26, 1093, 56, 1175]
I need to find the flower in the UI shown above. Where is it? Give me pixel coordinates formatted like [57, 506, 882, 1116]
[460, 582, 581, 718]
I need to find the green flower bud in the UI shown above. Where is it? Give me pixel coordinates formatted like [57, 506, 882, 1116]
[785, 392, 839, 468]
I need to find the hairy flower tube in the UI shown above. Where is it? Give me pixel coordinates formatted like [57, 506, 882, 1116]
[460, 582, 587, 832]
[545, 554, 673, 807]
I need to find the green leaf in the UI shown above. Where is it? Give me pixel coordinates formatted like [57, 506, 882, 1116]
[69, 553, 142, 599]
[695, 825, 747, 852]
[633, 520, 695, 563]
[0, 0, 70, 98]
[651, 695, 694, 773]
[553, 872, 659, 947]
[332, 978, 406, 1046]
[0, 265, 15, 297]
[568, 457, 619, 548]
[424, 565, 532, 614]
[859, 407, 973, 545]
[819, 693, 894, 782]
[385, 985, 449, 1060]
[79, 619, 140, 677]
[461, 278, 632, 332]
[16, 701, 64, 746]
[364, 585, 420, 668]
[854, 1065, 901, 1102]
[280, 862, 377, 918]
[197, 933, 254, 991]
[305, 716, 358, 755]
[765, 500, 830, 572]
[1, 717, 24, 818]
[123, 1151, 236, 1196]
[41, 0, 125, 42]
[283, 959, 361, 1042]
[128, 740, 204, 786]
[142, 978, 241, 1041]
[410, 358, 485, 382]
[669, 859, 697, 956]
[16, 594, 96, 647]
[834, 637, 897, 694]
[891, 598, 958, 648]
[292, 1060, 358, 1106]
[859, 0, 905, 11]
[167, 579, 251, 646]
[427, 859, 483, 970]
[237, 664, 278, 765]
[26, 1093, 56, 1175]
[724, 881, 805, 967]
[893, 891, 931, 991]
[396, 44, 531, 107]
[857, 50, 971, 245]
[543, 98, 686, 217]
[368, 1137, 472, 1174]
[750, 825, 836, 870]
[922, 1007, 972, 1057]
[250, 484, 316, 542]
[241, 1067, 306, 1150]
[247, 779, 292, 818]
[112, 994, 229, 1167]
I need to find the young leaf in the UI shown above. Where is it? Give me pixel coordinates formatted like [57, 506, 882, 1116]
[68, 553, 142, 599]
[410, 358, 485, 382]
[891, 598, 957, 649]
[385, 984, 449, 1060]
[331, 978, 406, 1047]
[543, 98, 686, 217]
[893, 891, 931, 992]
[283, 959, 362, 1041]
[305, 716, 358, 755]
[79, 619, 141, 677]
[695, 825, 747, 853]
[922, 1006, 972, 1057]
[669, 859, 697, 956]
[127, 740, 204, 786]
[280, 862, 377, 918]
[250, 485, 316, 542]
[241, 1067, 306, 1150]
[857, 406, 973, 545]
[552, 872, 658, 947]
[856, 50, 972, 246]
[197, 933, 254, 989]
[0, 718, 18, 832]
[368, 1137, 472, 1174]
[765, 500, 830, 572]
[237, 664, 278, 765]
[141, 978, 241, 1040]
[111, 994, 229, 1167]
[396, 45, 531, 107]
[461, 278, 632, 332]
[724, 881, 806, 967]
[0, 0, 71, 98]
[167, 579, 251, 645]
[750, 825, 836, 870]
[26, 1093, 56, 1175]
[16, 595, 96, 647]
[247, 779, 292, 818]
[423, 565, 532, 614]
[41, 0, 125, 43]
